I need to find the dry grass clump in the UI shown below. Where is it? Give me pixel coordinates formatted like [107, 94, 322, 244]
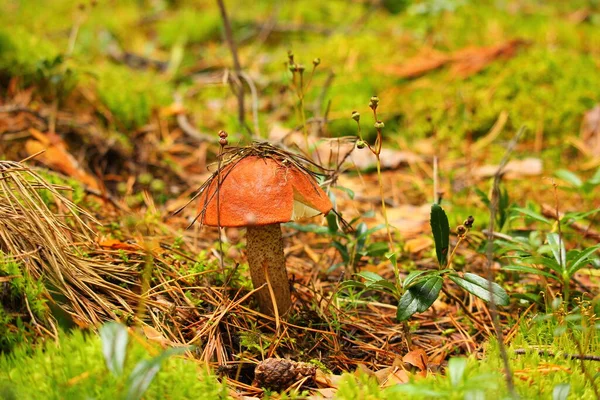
[0, 160, 142, 327]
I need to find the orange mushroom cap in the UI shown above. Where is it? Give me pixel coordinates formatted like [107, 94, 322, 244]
[198, 156, 332, 227]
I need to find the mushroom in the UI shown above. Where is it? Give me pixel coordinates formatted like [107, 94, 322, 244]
[197, 155, 332, 316]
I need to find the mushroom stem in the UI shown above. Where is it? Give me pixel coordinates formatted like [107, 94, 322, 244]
[246, 224, 292, 316]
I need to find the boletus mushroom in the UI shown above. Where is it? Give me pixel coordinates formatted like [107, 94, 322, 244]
[197, 151, 332, 317]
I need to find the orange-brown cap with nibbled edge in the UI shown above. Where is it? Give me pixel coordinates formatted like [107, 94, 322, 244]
[198, 156, 332, 227]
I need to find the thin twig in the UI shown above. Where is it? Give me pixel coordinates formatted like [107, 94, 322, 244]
[569, 330, 600, 398]
[239, 71, 261, 137]
[173, 93, 216, 142]
[513, 348, 600, 362]
[216, 0, 245, 126]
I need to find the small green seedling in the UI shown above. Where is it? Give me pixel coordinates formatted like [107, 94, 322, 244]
[100, 322, 191, 400]
[504, 231, 600, 304]
[336, 203, 509, 322]
[396, 203, 510, 321]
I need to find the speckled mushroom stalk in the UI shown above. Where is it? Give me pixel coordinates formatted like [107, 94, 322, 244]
[246, 224, 291, 316]
[197, 154, 332, 318]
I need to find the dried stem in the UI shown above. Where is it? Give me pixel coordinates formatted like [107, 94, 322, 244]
[216, 0, 245, 126]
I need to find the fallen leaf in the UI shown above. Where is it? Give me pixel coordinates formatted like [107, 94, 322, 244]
[381, 368, 410, 387]
[26, 133, 100, 190]
[568, 8, 592, 24]
[378, 48, 450, 79]
[381, 39, 528, 79]
[450, 39, 527, 78]
[383, 204, 431, 238]
[314, 369, 333, 387]
[142, 325, 171, 347]
[159, 102, 185, 117]
[404, 236, 434, 253]
[473, 157, 543, 179]
[580, 104, 600, 157]
[403, 348, 428, 371]
[354, 363, 376, 378]
[99, 239, 140, 251]
[374, 366, 410, 387]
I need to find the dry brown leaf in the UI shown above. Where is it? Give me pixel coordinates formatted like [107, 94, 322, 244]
[142, 325, 171, 347]
[25, 136, 100, 190]
[354, 363, 376, 378]
[314, 369, 335, 388]
[381, 368, 410, 387]
[374, 366, 410, 387]
[450, 39, 527, 78]
[403, 348, 428, 371]
[568, 8, 592, 24]
[373, 366, 391, 383]
[404, 236, 433, 253]
[580, 104, 600, 157]
[159, 102, 186, 117]
[473, 157, 543, 179]
[382, 204, 431, 238]
[378, 48, 450, 78]
[381, 39, 527, 79]
[98, 239, 140, 251]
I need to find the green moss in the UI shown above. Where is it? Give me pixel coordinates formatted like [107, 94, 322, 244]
[0, 253, 49, 353]
[0, 329, 229, 399]
[157, 7, 221, 48]
[95, 64, 172, 130]
[0, 27, 61, 80]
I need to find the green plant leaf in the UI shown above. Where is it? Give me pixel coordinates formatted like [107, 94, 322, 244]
[503, 264, 557, 281]
[337, 280, 366, 291]
[552, 383, 570, 400]
[474, 187, 490, 207]
[555, 169, 583, 187]
[364, 224, 387, 236]
[403, 270, 429, 288]
[511, 207, 551, 225]
[447, 357, 467, 387]
[356, 271, 398, 295]
[397, 291, 419, 322]
[430, 204, 450, 267]
[568, 244, 600, 276]
[332, 241, 349, 264]
[326, 213, 339, 234]
[335, 186, 355, 199]
[403, 270, 440, 288]
[99, 321, 129, 378]
[521, 255, 563, 275]
[356, 271, 385, 283]
[589, 168, 600, 185]
[397, 276, 443, 321]
[561, 208, 600, 225]
[546, 233, 566, 269]
[284, 222, 329, 234]
[386, 252, 398, 270]
[448, 273, 509, 306]
[126, 346, 190, 400]
[355, 222, 368, 253]
[364, 242, 389, 257]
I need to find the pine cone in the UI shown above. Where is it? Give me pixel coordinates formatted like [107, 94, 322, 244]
[253, 358, 316, 391]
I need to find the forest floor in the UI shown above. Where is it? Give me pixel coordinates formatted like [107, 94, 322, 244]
[1, 0, 599, 399]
